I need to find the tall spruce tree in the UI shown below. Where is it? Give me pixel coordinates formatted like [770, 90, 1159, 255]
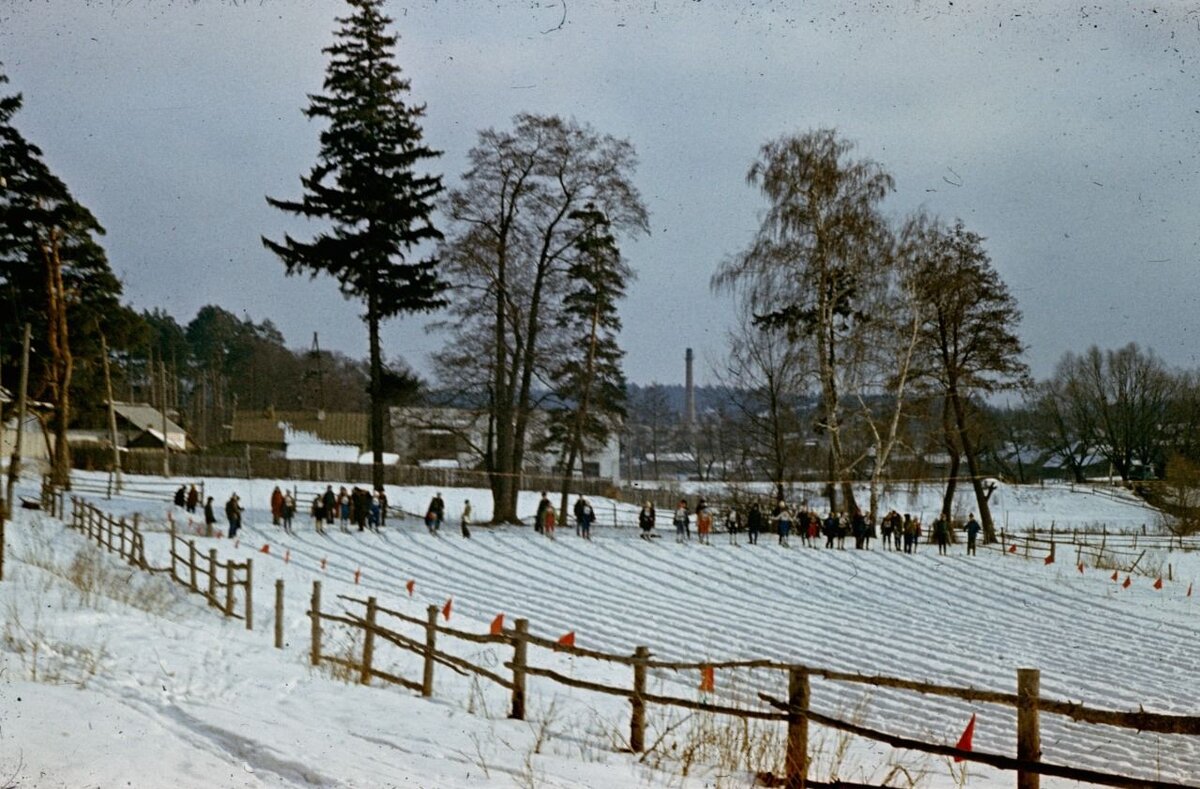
[0, 70, 125, 488]
[263, 0, 445, 490]
[546, 206, 629, 523]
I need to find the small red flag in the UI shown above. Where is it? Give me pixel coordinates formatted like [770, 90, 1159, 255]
[1077, 562, 1085, 574]
[557, 630, 576, 648]
[1044, 554, 1054, 565]
[1123, 576, 1132, 589]
[354, 568, 362, 585]
[1111, 570, 1120, 582]
[1008, 544, 1018, 553]
[954, 713, 976, 762]
[260, 544, 270, 554]
[490, 613, 505, 635]
[699, 665, 715, 693]
[442, 598, 453, 621]
[1154, 577, 1163, 590]
[405, 579, 415, 597]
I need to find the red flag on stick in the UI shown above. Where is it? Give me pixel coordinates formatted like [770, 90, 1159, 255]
[699, 665, 715, 693]
[557, 631, 576, 648]
[954, 713, 976, 762]
[490, 613, 505, 636]
[1153, 577, 1163, 590]
[1077, 562, 1085, 574]
[1111, 570, 1119, 582]
[354, 568, 362, 585]
[259, 544, 271, 554]
[1044, 554, 1054, 565]
[442, 598, 453, 621]
[1122, 576, 1132, 589]
[1008, 544, 1018, 554]
[406, 579, 415, 597]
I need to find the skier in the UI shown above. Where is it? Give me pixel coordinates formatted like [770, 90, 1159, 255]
[535, 492, 550, 534]
[933, 516, 950, 555]
[673, 499, 690, 543]
[312, 495, 325, 535]
[461, 499, 472, 538]
[965, 513, 982, 556]
[203, 496, 217, 538]
[577, 497, 595, 540]
[225, 493, 244, 539]
[746, 502, 762, 545]
[638, 502, 656, 541]
[322, 485, 336, 530]
[281, 492, 295, 534]
[724, 506, 741, 545]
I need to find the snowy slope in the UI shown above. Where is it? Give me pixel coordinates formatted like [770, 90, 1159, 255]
[4, 471, 1198, 787]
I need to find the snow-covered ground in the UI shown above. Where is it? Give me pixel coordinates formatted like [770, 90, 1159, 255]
[2, 471, 1197, 787]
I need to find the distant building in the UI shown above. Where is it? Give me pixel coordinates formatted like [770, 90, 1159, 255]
[230, 408, 395, 464]
[390, 406, 621, 482]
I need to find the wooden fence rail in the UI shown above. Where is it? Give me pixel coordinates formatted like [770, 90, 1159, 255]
[307, 584, 1200, 789]
[67, 496, 148, 571]
[167, 531, 253, 629]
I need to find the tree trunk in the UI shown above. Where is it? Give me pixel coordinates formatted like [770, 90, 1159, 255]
[39, 230, 72, 489]
[950, 387, 995, 541]
[367, 286, 385, 492]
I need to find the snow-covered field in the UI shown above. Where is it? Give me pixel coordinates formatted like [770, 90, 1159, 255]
[1, 471, 1197, 787]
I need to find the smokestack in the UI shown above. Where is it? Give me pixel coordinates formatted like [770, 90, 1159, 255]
[684, 348, 695, 426]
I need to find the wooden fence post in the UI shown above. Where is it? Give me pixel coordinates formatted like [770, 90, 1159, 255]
[786, 667, 809, 789]
[1017, 668, 1041, 789]
[422, 604, 438, 697]
[310, 580, 322, 666]
[245, 560, 253, 631]
[224, 563, 234, 616]
[510, 618, 528, 720]
[360, 596, 378, 686]
[188, 540, 198, 591]
[169, 532, 178, 582]
[274, 579, 284, 649]
[630, 645, 649, 753]
[208, 549, 217, 606]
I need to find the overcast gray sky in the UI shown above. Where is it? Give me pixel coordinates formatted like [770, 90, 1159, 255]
[3, 1, 1199, 388]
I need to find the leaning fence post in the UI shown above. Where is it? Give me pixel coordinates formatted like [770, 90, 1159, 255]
[1017, 668, 1041, 789]
[360, 596, 378, 686]
[630, 645, 649, 753]
[310, 580, 322, 666]
[188, 540, 199, 591]
[204, 549, 216, 604]
[274, 579, 284, 649]
[244, 559, 253, 631]
[422, 604, 438, 697]
[785, 667, 809, 789]
[510, 618, 528, 720]
[224, 563, 234, 616]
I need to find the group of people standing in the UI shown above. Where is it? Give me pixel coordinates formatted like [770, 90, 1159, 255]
[533, 492, 596, 539]
[311, 485, 388, 534]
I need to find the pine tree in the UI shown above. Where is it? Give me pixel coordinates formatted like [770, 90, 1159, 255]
[0, 70, 125, 488]
[545, 206, 629, 521]
[263, 0, 445, 491]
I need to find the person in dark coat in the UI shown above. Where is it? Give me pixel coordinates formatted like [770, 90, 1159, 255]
[933, 516, 950, 555]
[186, 484, 199, 514]
[174, 485, 187, 508]
[203, 496, 217, 537]
[426, 492, 445, 534]
[965, 514, 982, 556]
[746, 502, 762, 545]
[224, 493, 243, 539]
[638, 502, 656, 541]
[824, 512, 839, 549]
[852, 509, 868, 550]
[573, 496, 586, 537]
[270, 486, 284, 526]
[577, 497, 595, 540]
[281, 493, 295, 534]
[322, 486, 336, 529]
[535, 492, 550, 533]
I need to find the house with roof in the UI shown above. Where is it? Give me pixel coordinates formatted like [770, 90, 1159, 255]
[390, 405, 621, 482]
[230, 408, 396, 464]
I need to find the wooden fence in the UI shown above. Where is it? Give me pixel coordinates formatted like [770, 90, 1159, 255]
[308, 582, 1200, 789]
[67, 496, 253, 629]
[68, 497, 148, 571]
[167, 531, 253, 629]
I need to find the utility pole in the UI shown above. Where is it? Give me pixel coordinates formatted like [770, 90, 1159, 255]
[100, 331, 122, 497]
[160, 361, 170, 476]
[6, 323, 31, 519]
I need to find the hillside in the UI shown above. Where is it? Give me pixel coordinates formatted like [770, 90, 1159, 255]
[1, 472, 1197, 787]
